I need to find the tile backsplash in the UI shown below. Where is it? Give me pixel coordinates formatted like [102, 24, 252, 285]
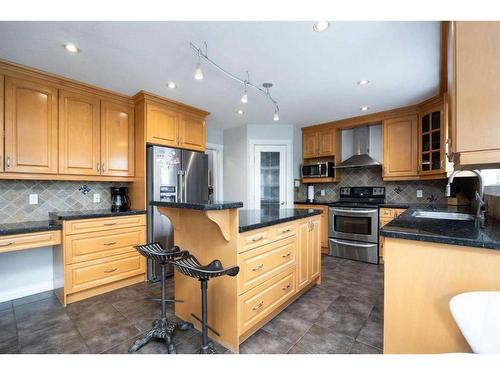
[0, 180, 128, 223]
[295, 166, 447, 204]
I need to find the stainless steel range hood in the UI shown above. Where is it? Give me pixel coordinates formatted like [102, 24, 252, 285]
[336, 125, 381, 168]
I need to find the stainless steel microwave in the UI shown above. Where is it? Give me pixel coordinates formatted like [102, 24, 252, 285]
[301, 162, 335, 178]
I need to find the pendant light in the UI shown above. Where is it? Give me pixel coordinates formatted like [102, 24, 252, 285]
[241, 71, 249, 103]
[194, 48, 204, 80]
[273, 110, 279, 121]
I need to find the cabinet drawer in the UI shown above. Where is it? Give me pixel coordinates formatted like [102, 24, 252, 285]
[0, 230, 61, 254]
[66, 227, 146, 264]
[238, 227, 274, 253]
[66, 253, 145, 293]
[239, 267, 296, 334]
[273, 222, 296, 241]
[380, 208, 395, 218]
[238, 237, 296, 294]
[64, 215, 146, 235]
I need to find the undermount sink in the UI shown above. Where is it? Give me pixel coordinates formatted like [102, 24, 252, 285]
[411, 210, 475, 221]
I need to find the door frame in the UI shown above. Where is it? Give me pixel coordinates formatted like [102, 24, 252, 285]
[248, 139, 293, 209]
[206, 142, 224, 201]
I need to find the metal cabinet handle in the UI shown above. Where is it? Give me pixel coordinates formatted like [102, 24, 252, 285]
[282, 284, 291, 290]
[97, 163, 100, 173]
[282, 253, 291, 258]
[0, 241, 15, 247]
[104, 268, 117, 273]
[281, 229, 291, 234]
[252, 301, 264, 310]
[103, 222, 117, 226]
[251, 235, 264, 242]
[101, 163, 105, 172]
[6, 156, 10, 168]
[103, 241, 117, 246]
[252, 264, 264, 272]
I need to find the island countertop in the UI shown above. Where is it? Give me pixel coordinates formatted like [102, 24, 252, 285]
[380, 206, 500, 250]
[239, 208, 323, 233]
[150, 200, 243, 211]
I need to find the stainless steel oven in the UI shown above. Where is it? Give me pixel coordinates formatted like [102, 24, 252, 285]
[329, 206, 378, 243]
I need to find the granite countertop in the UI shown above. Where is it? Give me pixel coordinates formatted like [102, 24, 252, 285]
[0, 220, 62, 236]
[239, 208, 323, 233]
[49, 209, 147, 221]
[294, 200, 336, 206]
[150, 201, 243, 211]
[380, 206, 500, 250]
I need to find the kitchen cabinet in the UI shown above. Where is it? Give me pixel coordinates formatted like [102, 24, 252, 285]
[448, 21, 500, 167]
[382, 115, 418, 179]
[379, 207, 407, 263]
[100, 101, 135, 177]
[4, 76, 58, 174]
[294, 204, 329, 251]
[146, 103, 179, 147]
[0, 75, 3, 173]
[59, 90, 101, 175]
[179, 112, 206, 152]
[418, 102, 446, 175]
[297, 217, 321, 291]
[302, 128, 338, 159]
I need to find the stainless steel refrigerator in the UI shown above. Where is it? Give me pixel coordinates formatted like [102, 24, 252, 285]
[147, 145, 208, 281]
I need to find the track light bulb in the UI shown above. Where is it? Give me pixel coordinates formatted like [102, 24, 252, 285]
[194, 63, 203, 80]
[273, 111, 279, 121]
[241, 91, 248, 104]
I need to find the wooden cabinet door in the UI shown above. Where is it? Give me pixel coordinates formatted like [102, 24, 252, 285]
[4, 76, 58, 174]
[453, 22, 500, 164]
[59, 90, 101, 175]
[318, 129, 336, 157]
[418, 107, 445, 175]
[179, 113, 206, 151]
[100, 101, 134, 177]
[383, 115, 418, 178]
[320, 211, 328, 248]
[0, 75, 3, 172]
[303, 131, 318, 158]
[297, 220, 310, 291]
[309, 218, 321, 280]
[146, 103, 178, 147]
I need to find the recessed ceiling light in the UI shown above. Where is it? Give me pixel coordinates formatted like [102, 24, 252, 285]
[313, 21, 330, 33]
[63, 43, 79, 53]
[237, 110, 244, 115]
[360, 106, 369, 111]
[357, 80, 370, 86]
[167, 82, 177, 89]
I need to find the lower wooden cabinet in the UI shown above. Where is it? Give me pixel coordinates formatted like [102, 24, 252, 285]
[294, 204, 329, 251]
[54, 214, 146, 305]
[297, 217, 321, 291]
[0, 230, 61, 254]
[379, 207, 407, 263]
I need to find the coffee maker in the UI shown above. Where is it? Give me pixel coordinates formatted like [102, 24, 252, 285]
[111, 187, 130, 212]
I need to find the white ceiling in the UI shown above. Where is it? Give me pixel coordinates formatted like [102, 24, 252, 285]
[0, 21, 440, 129]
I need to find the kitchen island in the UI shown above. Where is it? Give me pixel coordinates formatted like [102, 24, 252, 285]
[380, 207, 500, 354]
[151, 201, 322, 353]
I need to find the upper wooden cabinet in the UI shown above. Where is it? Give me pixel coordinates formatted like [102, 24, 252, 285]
[4, 76, 58, 174]
[418, 102, 446, 175]
[146, 103, 178, 147]
[101, 101, 135, 177]
[0, 75, 4, 173]
[179, 113, 206, 152]
[135, 91, 209, 152]
[59, 90, 101, 175]
[448, 21, 500, 167]
[383, 115, 418, 179]
[302, 128, 337, 159]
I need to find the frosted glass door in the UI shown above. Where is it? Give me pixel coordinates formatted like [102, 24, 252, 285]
[254, 145, 286, 210]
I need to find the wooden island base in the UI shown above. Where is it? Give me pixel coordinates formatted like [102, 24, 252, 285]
[157, 206, 322, 353]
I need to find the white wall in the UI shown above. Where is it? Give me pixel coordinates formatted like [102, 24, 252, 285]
[206, 126, 224, 146]
[0, 246, 54, 302]
[293, 125, 303, 180]
[223, 126, 248, 207]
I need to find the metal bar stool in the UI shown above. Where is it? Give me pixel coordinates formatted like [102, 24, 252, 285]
[128, 243, 194, 354]
[170, 254, 239, 354]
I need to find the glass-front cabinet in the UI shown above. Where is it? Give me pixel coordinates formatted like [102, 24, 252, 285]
[418, 106, 445, 175]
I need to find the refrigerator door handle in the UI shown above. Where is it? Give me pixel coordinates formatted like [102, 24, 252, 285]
[177, 170, 185, 202]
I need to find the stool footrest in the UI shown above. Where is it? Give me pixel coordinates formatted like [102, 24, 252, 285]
[191, 313, 220, 336]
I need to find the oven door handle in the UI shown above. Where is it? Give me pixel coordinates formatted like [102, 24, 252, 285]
[329, 238, 377, 248]
[331, 208, 377, 215]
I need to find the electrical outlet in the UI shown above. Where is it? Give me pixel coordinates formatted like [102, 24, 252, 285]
[416, 189, 423, 198]
[29, 194, 38, 205]
[93, 193, 101, 203]
[294, 180, 301, 188]
[321, 189, 326, 196]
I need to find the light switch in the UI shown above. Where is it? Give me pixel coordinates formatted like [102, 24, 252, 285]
[294, 180, 301, 188]
[416, 189, 423, 198]
[321, 190, 326, 196]
[93, 193, 101, 203]
[29, 194, 38, 205]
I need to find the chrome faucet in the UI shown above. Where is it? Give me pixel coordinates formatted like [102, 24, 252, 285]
[445, 170, 486, 224]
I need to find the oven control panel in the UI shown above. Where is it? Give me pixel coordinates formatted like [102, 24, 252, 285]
[339, 186, 385, 198]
